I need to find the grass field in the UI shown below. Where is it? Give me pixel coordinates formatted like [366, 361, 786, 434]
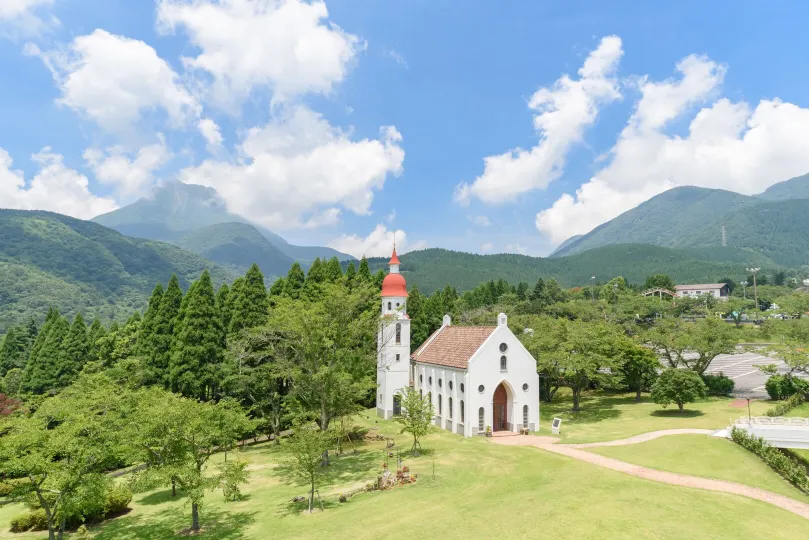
[538, 390, 769, 443]
[2, 394, 808, 539]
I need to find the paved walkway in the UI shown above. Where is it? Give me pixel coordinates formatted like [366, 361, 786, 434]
[492, 431, 809, 521]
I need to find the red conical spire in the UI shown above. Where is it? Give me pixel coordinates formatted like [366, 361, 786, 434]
[389, 248, 401, 266]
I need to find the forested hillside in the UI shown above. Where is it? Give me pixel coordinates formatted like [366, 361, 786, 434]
[0, 210, 234, 332]
[365, 245, 777, 294]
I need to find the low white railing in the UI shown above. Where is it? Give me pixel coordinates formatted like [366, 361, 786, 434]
[734, 416, 809, 426]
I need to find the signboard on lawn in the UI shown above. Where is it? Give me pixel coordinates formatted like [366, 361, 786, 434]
[551, 417, 562, 434]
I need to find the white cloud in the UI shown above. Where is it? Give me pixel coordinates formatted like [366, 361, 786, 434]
[384, 49, 407, 68]
[480, 242, 494, 253]
[455, 36, 623, 205]
[469, 215, 491, 227]
[327, 224, 426, 258]
[156, 0, 363, 107]
[31, 29, 200, 133]
[197, 117, 223, 149]
[301, 207, 340, 229]
[0, 0, 57, 37]
[504, 243, 528, 255]
[386, 209, 396, 223]
[177, 105, 404, 229]
[0, 147, 117, 219]
[83, 139, 172, 198]
[537, 53, 809, 244]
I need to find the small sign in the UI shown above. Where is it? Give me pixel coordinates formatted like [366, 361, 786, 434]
[732, 311, 739, 318]
[551, 417, 562, 435]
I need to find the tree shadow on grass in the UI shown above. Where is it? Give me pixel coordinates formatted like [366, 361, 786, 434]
[138, 489, 178, 506]
[650, 409, 706, 418]
[90, 506, 255, 540]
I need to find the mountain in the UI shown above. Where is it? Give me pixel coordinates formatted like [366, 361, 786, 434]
[173, 222, 295, 279]
[551, 173, 809, 264]
[0, 209, 235, 332]
[92, 182, 354, 265]
[365, 245, 773, 294]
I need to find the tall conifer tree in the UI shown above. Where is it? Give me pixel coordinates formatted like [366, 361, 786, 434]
[143, 275, 183, 384]
[0, 328, 24, 376]
[216, 283, 232, 337]
[284, 263, 305, 298]
[28, 308, 59, 368]
[23, 315, 69, 394]
[86, 318, 106, 363]
[357, 257, 372, 283]
[344, 262, 357, 287]
[229, 264, 269, 334]
[324, 257, 343, 282]
[305, 258, 325, 284]
[169, 271, 224, 400]
[59, 314, 89, 386]
[138, 284, 164, 355]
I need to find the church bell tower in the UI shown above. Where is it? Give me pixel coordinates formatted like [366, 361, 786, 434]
[376, 247, 411, 419]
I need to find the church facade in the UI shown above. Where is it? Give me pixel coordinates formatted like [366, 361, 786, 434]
[376, 250, 540, 437]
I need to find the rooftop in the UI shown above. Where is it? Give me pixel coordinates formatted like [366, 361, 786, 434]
[411, 325, 496, 369]
[675, 283, 727, 290]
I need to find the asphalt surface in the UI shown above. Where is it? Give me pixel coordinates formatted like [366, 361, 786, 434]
[699, 347, 805, 398]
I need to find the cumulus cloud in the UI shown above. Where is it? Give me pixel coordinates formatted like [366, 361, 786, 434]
[30, 29, 200, 133]
[83, 139, 172, 198]
[503, 243, 528, 255]
[480, 242, 494, 253]
[197, 118, 223, 149]
[156, 0, 363, 107]
[455, 35, 623, 206]
[176, 105, 404, 229]
[469, 215, 491, 227]
[536, 54, 809, 245]
[0, 0, 57, 38]
[0, 147, 117, 218]
[327, 224, 426, 258]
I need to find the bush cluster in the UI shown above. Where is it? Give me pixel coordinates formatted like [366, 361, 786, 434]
[701, 374, 734, 396]
[765, 375, 809, 401]
[765, 391, 806, 417]
[731, 427, 809, 494]
[9, 509, 47, 532]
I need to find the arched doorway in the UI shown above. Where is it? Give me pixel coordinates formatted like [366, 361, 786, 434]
[492, 383, 510, 431]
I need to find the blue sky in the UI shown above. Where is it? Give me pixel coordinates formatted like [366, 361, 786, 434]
[3, 1, 809, 258]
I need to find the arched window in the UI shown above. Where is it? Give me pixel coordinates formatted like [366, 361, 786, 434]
[438, 394, 442, 416]
[523, 405, 529, 428]
[478, 407, 484, 431]
[500, 355, 507, 371]
[460, 400, 465, 423]
[393, 395, 402, 416]
[395, 323, 402, 344]
[387, 301, 392, 310]
[419, 374, 423, 383]
[449, 397, 453, 419]
[438, 378, 442, 388]
[427, 391, 432, 406]
[460, 383, 465, 393]
[395, 353, 400, 362]
[428, 376, 432, 385]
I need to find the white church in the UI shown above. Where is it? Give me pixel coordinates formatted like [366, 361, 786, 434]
[376, 249, 540, 437]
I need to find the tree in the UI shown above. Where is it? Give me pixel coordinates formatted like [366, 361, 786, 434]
[344, 262, 357, 287]
[137, 284, 164, 355]
[59, 314, 89, 386]
[129, 389, 253, 532]
[643, 274, 676, 291]
[96, 313, 140, 368]
[651, 369, 707, 413]
[284, 263, 306, 298]
[774, 270, 787, 286]
[529, 278, 545, 302]
[229, 264, 269, 335]
[0, 375, 129, 540]
[515, 281, 529, 301]
[645, 317, 736, 375]
[287, 423, 330, 514]
[324, 257, 343, 282]
[0, 327, 27, 376]
[86, 319, 106, 363]
[373, 269, 386, 289]
[520, 316, 565, 403]
[3, 368, 23, 396]
[617, 337, 660, 402]
[143, 275, 183, 385]
[265, 282, 378, 464]
[394, 387, 433, 456]
[216, 283, 232, 335]
[169, 271, 225, 400]
[357, 256, 372, 283]
[555, 321, 622, 411]
[27, 308, 60, 370]
[22, 315, 69, 394]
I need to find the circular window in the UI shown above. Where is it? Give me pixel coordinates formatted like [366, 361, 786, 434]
[499, 342, 508, 353]
[460, 383, 465, 393]
[522, 383, 529, 391]
[478, 385, 485, 393]
[429, 376, 432, 385]
[419, 374, 423, 383]
[438, 379, 442, 388]
[448, 381, 453, 391]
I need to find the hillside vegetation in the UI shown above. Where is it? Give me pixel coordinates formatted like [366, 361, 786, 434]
[0, 209, 234, 332]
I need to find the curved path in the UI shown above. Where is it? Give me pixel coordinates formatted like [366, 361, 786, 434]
[566, 429, 715, 448]
[492, 432, 809, 521]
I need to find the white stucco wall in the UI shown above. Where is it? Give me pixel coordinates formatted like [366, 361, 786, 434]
[376, 304, 410, 420]
[415, 363, 469, 435]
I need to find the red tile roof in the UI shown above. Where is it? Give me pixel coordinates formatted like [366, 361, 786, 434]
[411, 325, 497, 369]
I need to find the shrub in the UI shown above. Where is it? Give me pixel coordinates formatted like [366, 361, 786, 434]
[765, 375, 809, 401]
[766, 391, 806, 417]
[651, 369, 707, 413]
[701, 374, 734, 396]
[102, 484, 132, 517]
[28, 509, 47, 531]
[218, 460, 250, 502]
[9, 513, 32, 533]
[731, 427, 809, 494]
[9, 509, 47, 533]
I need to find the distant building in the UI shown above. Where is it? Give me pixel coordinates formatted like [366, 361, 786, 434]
[376, 248, 540, 436]
[675, 283, 730, 300]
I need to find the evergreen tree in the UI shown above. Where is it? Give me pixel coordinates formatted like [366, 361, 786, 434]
[169, 271, 225, 400]
[324, 257, 343, 282]
[143, 275, 183, 385]
[59, 313, 89, 386]
[268, 277, 286, 298]
[407, 285, 430, 348]
[28, 308, 60, 368]
[87, 318, 106, 363]
[0, 328, 25, 376]
[217, 283, 233, 336]
[306, 258, 326, 284]
[22, 315, 69, 394]
[530, 278, 545, 302]
[516, 282, 529, 301]
[229, 264, 269, 334]
[284, 263, 305, 298]
[344, 262, 357, 287]
[373, 269, 386, 289]
[138, 284, 164, 355]
[357, 256, 372, 283]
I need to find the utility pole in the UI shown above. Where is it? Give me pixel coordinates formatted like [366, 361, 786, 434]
[590, 276, 596, 304]
[740, 281, 747, 300]
[746, 267, 760, 313]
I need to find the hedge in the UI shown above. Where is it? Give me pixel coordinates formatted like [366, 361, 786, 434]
[701, 374, 734, 396]
[730, 427, 809, 495]
[765, 391, 807, 417]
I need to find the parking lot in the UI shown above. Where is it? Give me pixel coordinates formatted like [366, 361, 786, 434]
[702, 349, 801, 398]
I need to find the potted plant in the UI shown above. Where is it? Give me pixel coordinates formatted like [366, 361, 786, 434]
[485, 425, 492, 437]
[402, 465, 410, 473]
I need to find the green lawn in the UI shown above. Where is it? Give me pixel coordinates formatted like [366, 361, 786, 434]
[3, 411, 809, 539]
[590, 434, 809, 501]
[539, 390, 770, 443]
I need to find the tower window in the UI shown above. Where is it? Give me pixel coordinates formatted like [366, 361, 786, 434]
[396, 353, 400, 362]
[478, 407, 484, 431]
[523, 405, 529, 428]
[419, 374, 423, 383]
[419, 389, 423, 397]
[429, 376, 432, 385]
[449, 397, 453, 419]
[460, 400, 465, 423]
[395, 323, 402, 344]
[460, 383, 465, 393]
[500, 355, 507, 372]
[438, 378, 442, 388]
[387, 301, 392, 310]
